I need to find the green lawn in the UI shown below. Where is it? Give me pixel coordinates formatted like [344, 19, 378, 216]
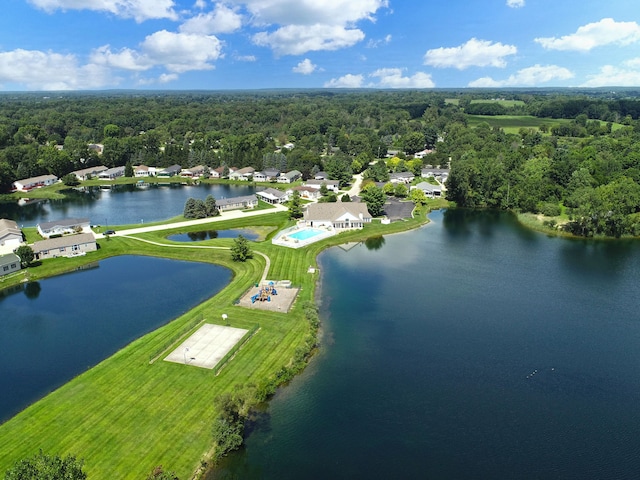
[0, 205, 438, 478]
[467, 115, 571, 134]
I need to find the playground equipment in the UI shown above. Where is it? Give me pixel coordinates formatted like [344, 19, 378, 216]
[251, 282, 278, 303]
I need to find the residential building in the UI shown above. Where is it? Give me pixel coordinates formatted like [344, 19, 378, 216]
[256, 187, 289, 204]
[72, 165, 108, 181]
[32, 233, 97, 260]
[181, 165, 207, 177]
[304, 203, 372, 230]
[0, 253, 21, 276]
[389, 171, 415, 184]
[0, 219, 23, 254]
[304, 179, 340, 192]
[263, 168, 281, 181]
[97, 166, 125, 180]
[287, 186, 321, 200]
[134, 165, 151, 177]
[12, 174, 58, 192]
[228, 167, 255, 181]
[277, 170, 302, 184]
[411, 182, 442, 198]
[217, 194, 258, 211]
[37, 218, 91, 238]
[158, 165, 182, 177]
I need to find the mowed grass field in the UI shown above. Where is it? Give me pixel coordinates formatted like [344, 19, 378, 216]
[0, 204, 439, 478]
[467, 114, 570, 134]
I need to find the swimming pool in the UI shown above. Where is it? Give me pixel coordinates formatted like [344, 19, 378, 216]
[287, 228, 325, 241]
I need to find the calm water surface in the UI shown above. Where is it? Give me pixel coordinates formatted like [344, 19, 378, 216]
[0, 183, 255, 227]
[212, 209, 640, 480]
[0, 255, 230, 423]
[167, 229, 259, 242]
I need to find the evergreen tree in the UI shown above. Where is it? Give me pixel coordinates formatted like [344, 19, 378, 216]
[230, 235, 252, 262]
[289, 190, 303, 219]
[361, 185, 386, 216]
[204, 194, 218, 217]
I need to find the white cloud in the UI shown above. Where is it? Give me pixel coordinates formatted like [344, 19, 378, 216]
[0, 49, 113, 90]
[506, 0, 525, 8]
[180, 4, 243, 35]
[27, 0, 177, 22]
[158, 73, 179, 83]
[292, 58, 317, 75]
[254, 24, 364, 55]
[194, 0, 207, 8]
[535, 18, 640, 52]
[369, 68, 434, 88]
[468, 64, 574, 87]
[324, 73, 364, 88]
[235, 54, 257, 62]
[92, 31, 223, 75]
[424, 38, 517, 69]
[241, 0, 388, 55]
[367, 34, 392, 48]
[581, 64, 640, 87]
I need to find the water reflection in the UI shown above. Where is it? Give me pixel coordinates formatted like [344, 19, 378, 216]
[24, 281, 41, 300]
[364, 235, 385, 251]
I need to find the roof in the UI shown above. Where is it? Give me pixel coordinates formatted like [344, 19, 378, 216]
[32, 233, 96, 252]
[15, 174, 58, 184]
[306, 179, 339, 186]
[0, 253, 20, 268]
[217, 194, 258, 207]
[73, 165, 108, 176]
[414, 182, 441, 192]
[304, 202, 371, 222]
[256, 188, 287, 200]
[38, 217, 90, 231]
[0, 219, 21, 237]
[390, 171, 415, 178]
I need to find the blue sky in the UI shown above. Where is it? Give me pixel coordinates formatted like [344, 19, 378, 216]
[0, 0, 639, 90]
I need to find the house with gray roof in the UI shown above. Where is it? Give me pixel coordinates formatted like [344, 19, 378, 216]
[0, 219, 23, 254]
[217, 194, 258, 211]
[0, 253, 21, 276]
[277, 170, 302, 184]
[158, 164, 182, 178]
[72, 165, 108, 181]
[256, 187, 289, 204]
[389, 171, 415, 184]
[304, 203, 371, 230]
[37, 218, 91, 238]
[411, 182, 442, 198]
[12, 174, 58, 192]
[304, 179, 340, 192]
[32, 233, 97, 260]
[97, 166, 125, 180]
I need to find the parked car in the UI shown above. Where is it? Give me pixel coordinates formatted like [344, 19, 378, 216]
[104, 230, 116, 235]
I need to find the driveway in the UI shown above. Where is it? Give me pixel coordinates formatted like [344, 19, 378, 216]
[383, 198, 414, 221]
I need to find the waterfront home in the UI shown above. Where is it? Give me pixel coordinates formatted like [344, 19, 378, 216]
[421, 168, 449, 183]
[0, 219, 24, 254]
[32, 233, 97, 260]
[0, 253, 21, 276]
[256, 187, 289, 204]
[158, 165, 182, 178]
[217, 194, 258, 212]
[389, 171, 415, 184]
[263, 168, 281, 181]
[134, 165, 151, 177]
[97, 166, 125, 180]
[411, 182, 442, 198]
[287, 185, 321, 200]
[209, 166, 226, 178]
[181, 165, 207, 177]
[277, 170, 302, 184]
[72, 165, 108, 181]
[253, 171, 267, 182]
[229, 167, 255, 181]
[304, 179, 340, 192]
[37, 218, 91, 238]
[304, 203, 371, 230]
[12, 174, 58, 192]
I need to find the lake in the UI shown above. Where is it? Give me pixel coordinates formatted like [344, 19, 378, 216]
[211, 209, 640, 480]
[0, 255, 230, 423]
[0, 183, 256, 227]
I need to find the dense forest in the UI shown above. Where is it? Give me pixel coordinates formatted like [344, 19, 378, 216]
[2, 88, 640, 237]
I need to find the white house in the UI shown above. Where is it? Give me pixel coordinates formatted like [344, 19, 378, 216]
[0, 253, 21, 276]
[277, 170, 302, 184]
[288, 185, 321, 200]
[12, 174, 58, 192]
[304, 179, 340, 192]
[389, 171, 415, 184]
[217, 194, 258, 211]
[411, 181, 442, 198]
[32, 233, 97, 260]
[134, 165, 151, 177]
[304, 203, 372, 230]
[72, 165, 108, 181]
[0, 219, 23, 254]
[37, 218, 91, 238]
[97, 167, 125, 180]
[256, 187, 289, 204]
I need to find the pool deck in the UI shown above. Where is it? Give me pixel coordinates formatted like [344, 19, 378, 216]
[272, 224, 336, 248]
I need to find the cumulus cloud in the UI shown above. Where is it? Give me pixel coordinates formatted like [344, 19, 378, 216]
[581, 64, 640, 87]
[367, 34, 392, 48]
[369, 68, 434, 88]
[254, 24, 364, 55]
[92, 31, 223, 75]
[235, 54, 257, 61]
[27, 0, 177, 22]
[535, 18, 640, 52]
[292, 58, 317, 75]
[324, 73, 364, 88]
[180, 3, 243, 35]
[468, 64, 574, 87]
[424, 38, 517, 69]
[242, 0, 388, 55]
[506, 0, 525, 7]
[0, 49, 113, 90]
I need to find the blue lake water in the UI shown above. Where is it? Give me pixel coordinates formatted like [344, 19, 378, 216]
[211, 209, 640, 480]
[0, 255, 230, 423]
[167, 229, 259, 242]
[0, 183, 255, 227]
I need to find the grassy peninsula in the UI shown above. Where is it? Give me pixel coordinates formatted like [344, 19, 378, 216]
[0, 200, 443, 479]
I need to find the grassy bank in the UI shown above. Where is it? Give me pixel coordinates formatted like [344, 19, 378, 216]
[0, 201, 440, 478]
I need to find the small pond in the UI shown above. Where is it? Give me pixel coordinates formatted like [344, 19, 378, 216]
[167, 229, 259, 242]
[0, 255, 231, 423]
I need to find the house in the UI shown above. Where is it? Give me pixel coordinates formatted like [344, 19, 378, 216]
[421, 168, 449, 183]
[263, 168, 281, 181]
[0, 219, 23, 254]
[411, 182, 442, 198]
[414, 149, 433, 159]
[277, 170, 302, 184]
[37, 218, 91, 238]
[314, 171, 329, 180]
[72, 165, 108, 181]
[389, 171, 415, 184]
[209, 166, 227, 178]
[0, 253, 21, 276]
[12, 174, 58, 192]
[256, 187, 289, 204]
[304, 179, 340, 192]
[32, 233, 97, 260]
[87, 143, 104, 155]
[228, 167, 255, 181]
[97, 166, 125, 180]
[158, 165, 182, 178]
[252, 171, 267, 182]
[304, 203, 372, 230]
[134, 165, 151, 177]
[216, 194, 258, 211]
[288, 185, 321, 200]
[181, 165, 207, 177]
